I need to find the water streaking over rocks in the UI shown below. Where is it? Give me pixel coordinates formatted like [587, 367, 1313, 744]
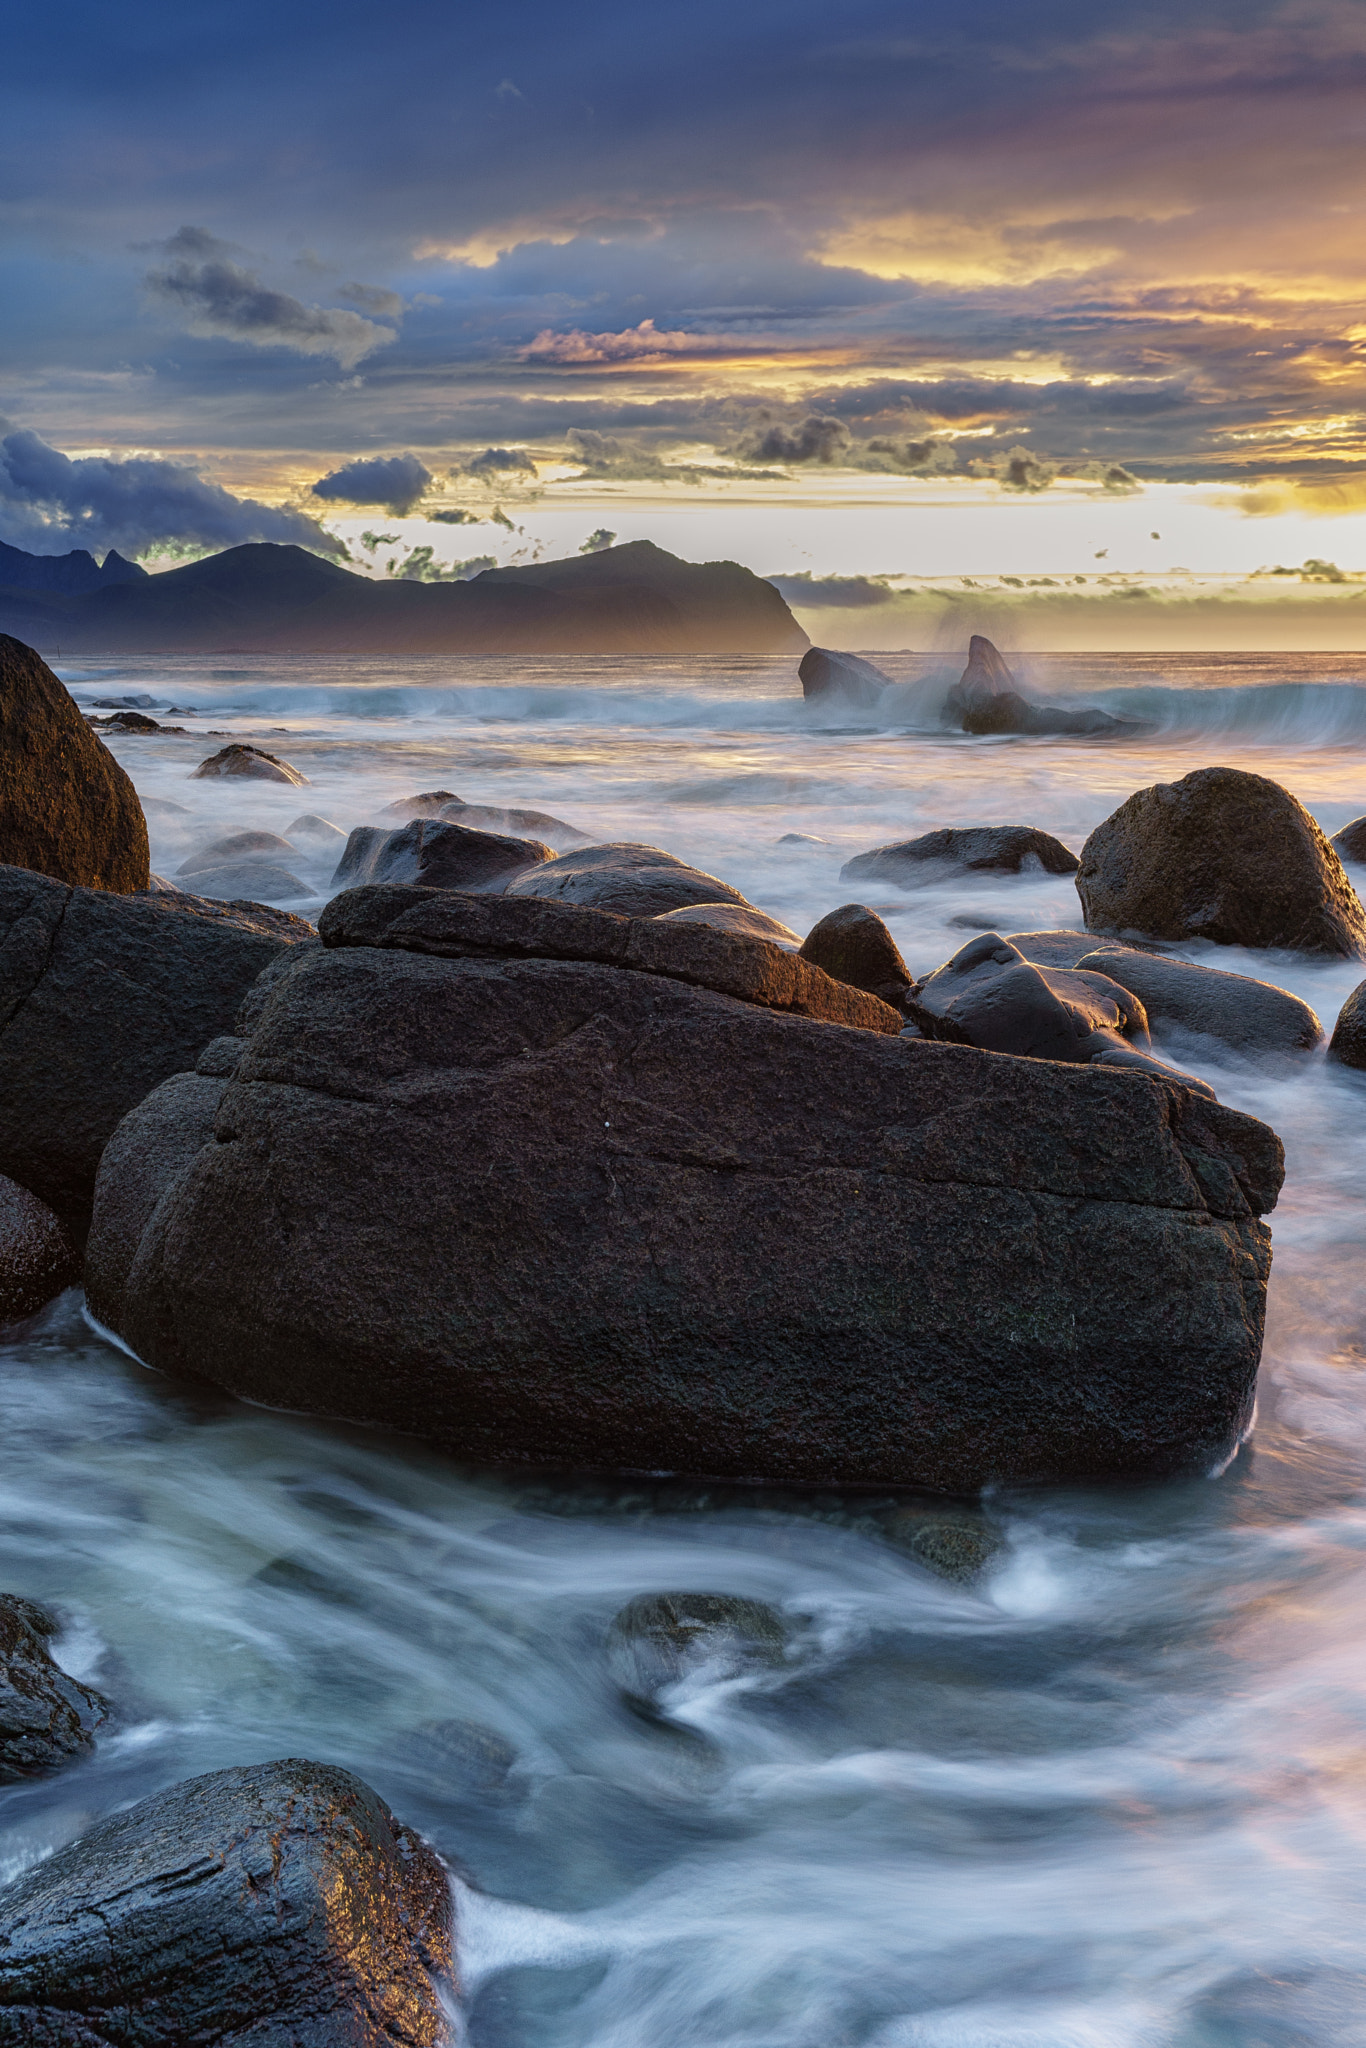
[3, 645, 1366, 2042]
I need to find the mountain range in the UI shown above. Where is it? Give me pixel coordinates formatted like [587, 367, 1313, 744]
[0, 539, 807, 654]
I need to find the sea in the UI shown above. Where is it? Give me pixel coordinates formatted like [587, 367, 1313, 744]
[4, 646, 1366, 2045]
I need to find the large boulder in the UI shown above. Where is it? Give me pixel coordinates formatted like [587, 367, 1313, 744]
[0, 634, 149, 892]
[0, 1759, 454, 2044]
[1328, 980, 1366, 1070]
[505, 842, 753, 918]
[87, 884, 1282, 1492]
[944, 636, 1131, 737]
[799, 903, 912, 1005]
[1076, 947, 1322, 1056]
[0, 865, 313, 1236]
[332, 817, 553, 893]
[0, 1176, 78, 1320]
[841, 825, 1079, 887]
[906, 932, 1209, 1091]
[1076, 767, 1366, 956]
[0, 1595, 109, 1783]
[798, 647, 890, 711]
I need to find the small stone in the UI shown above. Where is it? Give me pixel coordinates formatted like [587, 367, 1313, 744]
[800, 902, 911, 1003]
[607, 1592, 787, 1706]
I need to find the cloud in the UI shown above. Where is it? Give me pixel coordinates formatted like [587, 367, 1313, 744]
[1080, 461, 1143, 493]
[311, 452, 434, 514]
[863, 434, 958, 474]
[580, 527, 617, 553]
[146, 228, 397, 368]
[766, 572, 897, 608]
[736, 414, 852, 465]
[521, 319, 725, 365]
[968, 445, 1059, 492]
[0, 426, 338, 557]
[462, 447, 538, 476]
[388, 545, 497, 582]
[430, 507, 481, 524]
[337, 281, 405, 317]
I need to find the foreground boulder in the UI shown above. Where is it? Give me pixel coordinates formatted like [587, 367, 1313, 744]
[0, 635, 150, 892]
[0, 1595, 109, 1783]
[841, 825, 1079, 887]
[944, 636, 1131, 737]
[0, 1759, 454, 2044]
[0, 865, 312, 1235]
[1077, 767, 1366, 956]
[332, 817, 553, 893]
[192, 742, 308, 785]
[506, 842, 753, 918]
[87, 885, 1282, 1490]
[0, 1177, 78, 1320]
[907, 932, 1210, 1092]
[798, 647, 890, 711]
[800, 903, 912, 1005]
[1329, 980, 1366, 1070]
[1075, 947, 1322, 1056]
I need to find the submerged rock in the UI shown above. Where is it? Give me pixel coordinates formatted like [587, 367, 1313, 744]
[506, 841, 753, 919]
[94, 709, 163, 733]
[89, 885, 1282, 1492]
[1076, 947, 1322, 1056]
[177, 861, 312, 903]
[1328, 980, 1366, 1070]
[287, 812, 348, 845]
[1077, 766, 1366, 957]
[0, 634, 149, 892]
[799, 647, 891, 711]
[944, 635, 1131, 737]
[0, 864, 311, 1237]
[800, 902, 912, 1005]
[841, 826, 1080, 887]
[607, 1593, 788, 1707]
[908, 932, 1212, 1093]
[0, 1595, 109, 1783]
[439, 799, 593, 849]
[884, 1510, 1004, 1582]
[178, 829, 297, 874]
[0, 1759, 454, 2044]
[332, 817, 554, 893]
[192, 742, 309, 786]
[383, 789, 463, 818]
[0, 1177, 78, 1321]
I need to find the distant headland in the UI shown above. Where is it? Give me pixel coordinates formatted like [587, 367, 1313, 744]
[0, 537, 809, 655]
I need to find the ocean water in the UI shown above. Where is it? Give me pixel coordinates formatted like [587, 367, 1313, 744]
[4, 647, 1366, 2043]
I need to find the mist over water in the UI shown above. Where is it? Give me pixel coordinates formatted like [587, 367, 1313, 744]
[6, 648, 1366, 2042]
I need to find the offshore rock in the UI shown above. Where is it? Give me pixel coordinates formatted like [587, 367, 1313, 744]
[506, 841, 754, 919]
[1078, 766, 1366, 956]
[1328, 979, 1366, 1070]
[192, 742, 309, 785]
[0, 865, 311, 1237]
[800, 902, 912, 1005]
[799, 647, 890, 711]
[1076, 947, 1323, 1056]
[332, 816, 553, 893]
[178, 830, 298, 874]
[0, 1176, 78, 1321]
[944, 635, 1130, 737]
[0, 1595, 109, 1783]
[0, 1759, 454, 2044]
[0, 634, 149, 892]
[842, 825, 1080, 887]
[90, 887, 1282, 1491]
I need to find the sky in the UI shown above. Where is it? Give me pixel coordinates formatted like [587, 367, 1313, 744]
[6, 0, 1366, 642]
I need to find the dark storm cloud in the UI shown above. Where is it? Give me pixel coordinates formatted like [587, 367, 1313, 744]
[146, 229, 398, 367]
[311, 452, 433, 513]
[0, 427, 336, 556]
[737, 415, 851, 465]
[462, 448, 538, 476]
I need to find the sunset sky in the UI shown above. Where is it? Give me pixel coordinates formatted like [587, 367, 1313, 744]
[8, 0, 1366, 640]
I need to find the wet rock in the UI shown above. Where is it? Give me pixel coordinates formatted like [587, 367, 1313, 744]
[0, 1594, 109, 1783]
[800, 902, 912, 1005]
[1076, 947, 1323, 1056]
[84, 1072, 230, 1332]
[1328, 979, 1366, 1070]
[798, 647, 890, 711]
[0, 1758, 454, 2044]
[908, 932, 1213, 1094]
[175, 860, 312, 903]
[841, 826, 1080, 888]
[98, 710, 162, 733]
[778, 831, 829, 845]
[177, 829, 297, 874]
[1008, 928, 1122, 969]
[654, 902, 800, 947]
[1331, 816, 1366, 864]
[0, 634, 149, 892]
[192, 742, 309, 786]
[607, 1592, 787, 1706]
[439, 800, 593, 849]
[0, 864, 311, 1237]
[506, 841, 753, 919]
[884, 1510, 1004, 1582]
[93, 886, 1283, 1491]
[287, 812, 348, 845]
[91, 693, 158, 710]
[944, 635, 1131, 737]
[332, 817, 554, 893]
[0, 1177, 78, 1321]
[1077, 766, 1366, 957]
[394, 1719, 518, 1799]
[382, 789, 463, 818]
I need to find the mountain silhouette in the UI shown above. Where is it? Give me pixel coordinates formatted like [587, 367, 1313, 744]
[0, 539, 808, 654]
